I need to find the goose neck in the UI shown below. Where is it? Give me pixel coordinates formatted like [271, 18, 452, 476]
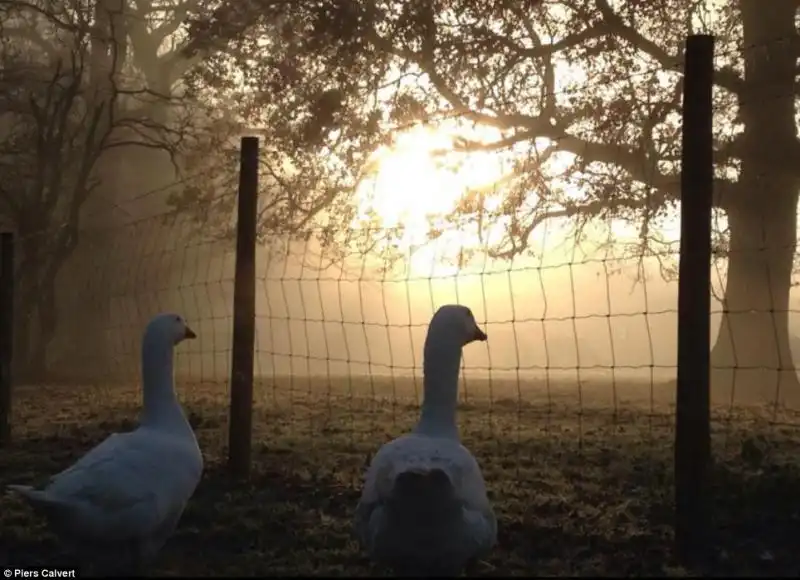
[415, 341, 461, 438]
[140, 337, 180, 426]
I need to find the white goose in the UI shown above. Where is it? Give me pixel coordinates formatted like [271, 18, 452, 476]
[7, 313, 203, 575]
[354, 304, 497, 576]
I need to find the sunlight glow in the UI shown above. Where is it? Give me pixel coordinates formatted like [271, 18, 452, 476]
[353, 120, 688, 279]
[352, 24, 726, 281]
[355, 126, 508, 276]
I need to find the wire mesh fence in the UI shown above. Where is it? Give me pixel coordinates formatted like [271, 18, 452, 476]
[3, 156, 799, 575]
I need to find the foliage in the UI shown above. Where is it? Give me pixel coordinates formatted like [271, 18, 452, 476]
[173, 0, 399, 265]
[182, 0, 746, 267]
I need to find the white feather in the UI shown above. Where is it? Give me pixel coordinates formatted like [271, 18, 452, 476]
[7, 313, 203, 572]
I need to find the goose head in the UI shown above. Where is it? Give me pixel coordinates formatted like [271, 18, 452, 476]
[426, 304, 487, 348]
[144, 313, 197, 347]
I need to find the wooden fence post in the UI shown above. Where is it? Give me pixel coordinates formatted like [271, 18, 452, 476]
[675, 33, 715, 567]
[228, 136, 259, 477]
[0, 232, 14, 447]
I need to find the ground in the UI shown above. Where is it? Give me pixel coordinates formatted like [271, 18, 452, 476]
[1, 375, 799, 577]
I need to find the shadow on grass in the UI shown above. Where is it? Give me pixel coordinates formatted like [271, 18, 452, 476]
[1, 387, 800, 576]
[708, 455, 800, 577]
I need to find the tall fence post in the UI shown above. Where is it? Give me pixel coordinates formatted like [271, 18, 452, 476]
[675, 34, 714, 567]
[228, 136, 259, 477]
[0, 232, 13, 447]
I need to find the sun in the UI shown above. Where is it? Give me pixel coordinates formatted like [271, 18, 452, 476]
[353, 122, 688, 280]
[354, 125, 507, 276]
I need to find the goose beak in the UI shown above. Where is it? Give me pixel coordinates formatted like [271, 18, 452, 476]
[184, 325, 197, 340]
[473, 326, 487, 342]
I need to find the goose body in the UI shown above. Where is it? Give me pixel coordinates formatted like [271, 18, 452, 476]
[354, 305, 497, 575]
[7, 313, 203, 574]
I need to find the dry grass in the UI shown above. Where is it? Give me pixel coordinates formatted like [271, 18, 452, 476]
[1, 375, 800, 577]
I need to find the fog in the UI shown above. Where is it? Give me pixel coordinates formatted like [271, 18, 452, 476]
[47, 201, 800, 394]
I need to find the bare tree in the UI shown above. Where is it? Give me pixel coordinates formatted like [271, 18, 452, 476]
[0, 0, 188, 379]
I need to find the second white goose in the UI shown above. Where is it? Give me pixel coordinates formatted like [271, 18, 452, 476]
[354, 304, 497, 576]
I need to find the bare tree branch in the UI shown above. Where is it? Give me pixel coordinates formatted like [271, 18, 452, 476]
[594, 0, 743, 94]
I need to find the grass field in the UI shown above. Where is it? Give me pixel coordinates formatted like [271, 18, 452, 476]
[1, 375, 800, 577]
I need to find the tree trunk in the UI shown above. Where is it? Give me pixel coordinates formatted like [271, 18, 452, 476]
[14, 267, 51, 383]
[13, 296, 33, 381]
[710, 0, 800, 407]
[64, 0, 128, 375]
[13, 214, 77, 383]
[711, 196, 799, 406]
[28, 276, 58, 377]
[13, 231, 44, 382]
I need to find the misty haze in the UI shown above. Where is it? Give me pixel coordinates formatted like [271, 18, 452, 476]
[2, 0, 800, 577]
[48, 208, 800, 408]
